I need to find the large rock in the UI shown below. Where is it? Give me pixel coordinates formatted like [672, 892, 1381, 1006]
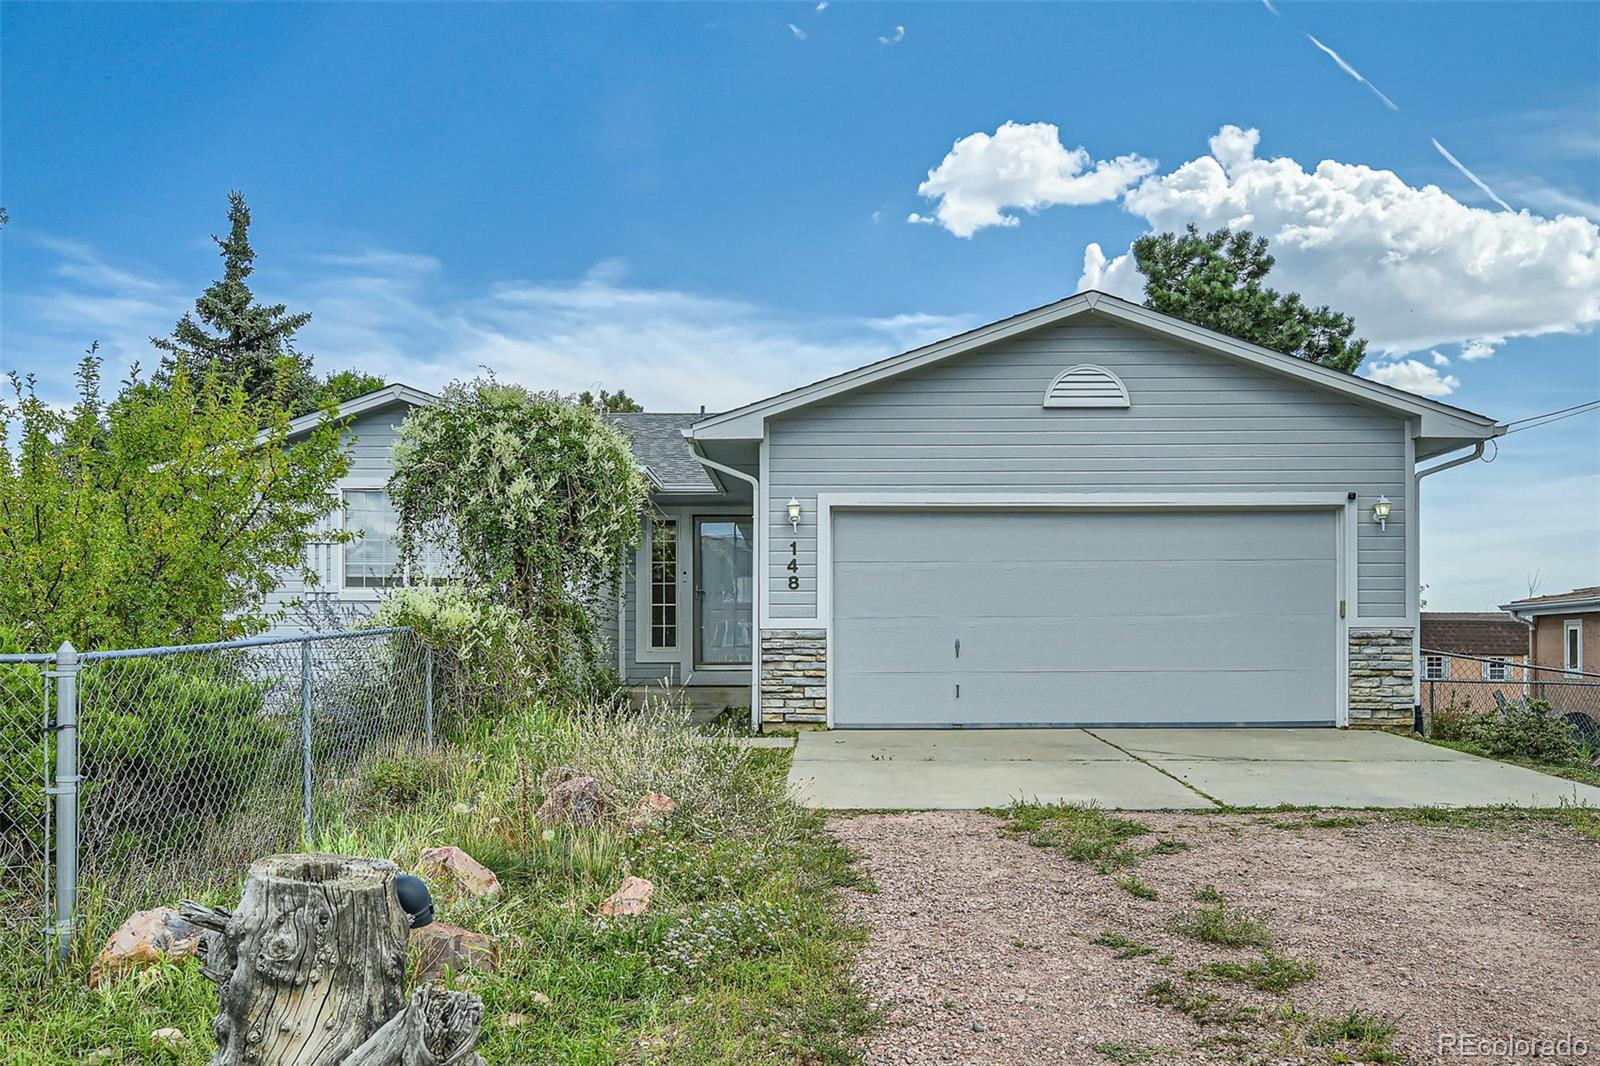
[536, 772, 608, 828]
[411, 921, 499, 984]
[597, 876, 655, 918]
[420, 846, 502, 899]
[88, 907, 205, 988]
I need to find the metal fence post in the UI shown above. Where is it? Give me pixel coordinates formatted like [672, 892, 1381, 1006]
[50, 641, 80, 963]
[423, 645, 435, 749]
[301, 639, 313, 842]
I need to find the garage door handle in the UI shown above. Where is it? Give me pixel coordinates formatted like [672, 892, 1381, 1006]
[954, 639, 960, 659]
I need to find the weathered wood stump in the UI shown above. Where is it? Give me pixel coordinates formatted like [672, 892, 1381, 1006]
[182, 854, 483, 1066]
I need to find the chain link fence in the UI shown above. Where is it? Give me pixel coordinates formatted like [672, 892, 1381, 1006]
[2, 627, 435, 967]
[1420, 648, 1600, 739]
[0, 655, 52, 953]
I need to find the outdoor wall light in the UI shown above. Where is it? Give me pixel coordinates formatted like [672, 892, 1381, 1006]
[787, 498, 803, 531]
[1373, 495, 1391, 531]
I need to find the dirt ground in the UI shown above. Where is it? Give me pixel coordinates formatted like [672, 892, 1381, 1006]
[832, 810, 1600, 1065]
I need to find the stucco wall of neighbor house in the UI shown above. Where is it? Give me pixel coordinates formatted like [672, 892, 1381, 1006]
[762, 316, 1411, 625]
[263, 404, 410, 636]
[1532, 612, 1600, 673]
[1418, 651, 1529, 720]
[1348, 628, 1417, 727]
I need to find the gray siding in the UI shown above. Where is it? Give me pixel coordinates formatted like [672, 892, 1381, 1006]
[766, 317, 1409, 620]
[262, 406, 409, 636]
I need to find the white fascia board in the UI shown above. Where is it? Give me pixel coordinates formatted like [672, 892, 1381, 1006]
[280, 383, 439, 442]
[1499, 597, 1600, 618]
[687, 289, 1501, 442]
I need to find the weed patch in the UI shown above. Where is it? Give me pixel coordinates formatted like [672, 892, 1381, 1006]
[1115, 874, 1158, 900]
[1144, 978, 1258, 1027]
[1303, 1008, 1404, 1063]
[1200, 951, 1318, 993]
[996, 802, 1151, 872]
[1168, 903, 1273, 949]
[1092, 1039, 1158, 1062]
[1091, 931, 1155, 959]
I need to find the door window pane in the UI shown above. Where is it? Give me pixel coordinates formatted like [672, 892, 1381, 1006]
[650, 521, 678, 649]
[344, 489, 401, 588]
[697, 518, 753, 666]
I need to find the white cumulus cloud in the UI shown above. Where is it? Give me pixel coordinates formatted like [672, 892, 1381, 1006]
[1363, 358, 1460, 397]
[1076, 125, 1600, 357]
[909, 122, 1156, 238]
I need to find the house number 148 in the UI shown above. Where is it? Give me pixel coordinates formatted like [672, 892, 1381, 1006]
[787, 541, 800, 590]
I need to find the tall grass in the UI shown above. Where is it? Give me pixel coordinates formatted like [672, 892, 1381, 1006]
[3, 697, 872, 1064]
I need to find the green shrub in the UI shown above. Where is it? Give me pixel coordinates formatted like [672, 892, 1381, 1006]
[1468, 698, 1581, 763]
[373, 585, 544, 725]
[1426, 693, 1480, 741]
[76, 658, 291, 862]
[361, 752, 450, 808]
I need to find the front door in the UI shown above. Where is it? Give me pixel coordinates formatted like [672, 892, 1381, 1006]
[695, 517, 754, 667]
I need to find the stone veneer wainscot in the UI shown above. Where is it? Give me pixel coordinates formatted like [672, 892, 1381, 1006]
[760, 629, 827, 727]
[1348, 627, 1416, 727]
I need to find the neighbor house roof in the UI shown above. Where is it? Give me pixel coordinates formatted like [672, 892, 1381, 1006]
[281, 383, 439, 441]
[608, 412, 719, 493]
[687, 290, 1503, 450]
[1501, 587, 1600, 617]
[1420, 612, 1528, 657]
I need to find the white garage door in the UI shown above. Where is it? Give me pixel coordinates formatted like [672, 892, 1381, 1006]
[830, 509, 1338, 727]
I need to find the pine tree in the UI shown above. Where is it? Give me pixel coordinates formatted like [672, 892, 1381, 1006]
[153, 191, 319, 408]
[1132, 224, 1368, 373]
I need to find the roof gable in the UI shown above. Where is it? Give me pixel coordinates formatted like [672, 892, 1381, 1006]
[282, 383, 439, 441]
[689, 291, 1502, 446]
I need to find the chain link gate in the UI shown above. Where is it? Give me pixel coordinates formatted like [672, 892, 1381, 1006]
[0, 654, 54, 963]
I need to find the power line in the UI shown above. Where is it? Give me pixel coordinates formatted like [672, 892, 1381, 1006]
[1502, 399, 1600, 435]
[1504, 399, 1600, 427]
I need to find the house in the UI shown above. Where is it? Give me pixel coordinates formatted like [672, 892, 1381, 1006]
[278, 291, 1505, 732]
[1418, 612, 1529, 717]
[1501, 587, 1600, 676]
[634, 290, 1503, 731]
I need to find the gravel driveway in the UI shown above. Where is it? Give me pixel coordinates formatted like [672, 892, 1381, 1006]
[832, 810, 1600, 1065]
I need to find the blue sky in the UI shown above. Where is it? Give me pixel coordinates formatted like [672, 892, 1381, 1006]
[3, 2, 1596, 610]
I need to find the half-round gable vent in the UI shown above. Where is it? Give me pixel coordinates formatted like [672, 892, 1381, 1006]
[1043, 364, 1131, 408]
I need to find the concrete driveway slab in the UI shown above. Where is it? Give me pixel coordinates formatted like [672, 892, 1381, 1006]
[788, 727, 1600, 811]
[790, 729, 1207, 810]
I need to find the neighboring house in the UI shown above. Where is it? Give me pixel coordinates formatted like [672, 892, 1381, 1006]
[626, 290, 1503, 731]
[1418, 612, 1529, 716]
[1501, 587, 1600, 676]
[267, 383, 440, 635]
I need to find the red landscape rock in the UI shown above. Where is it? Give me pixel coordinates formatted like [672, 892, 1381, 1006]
[410, 921, 499, 984]
[597, 876, 655, 918]
[420, 845, 502, 898]
[88, 907, 206, 988]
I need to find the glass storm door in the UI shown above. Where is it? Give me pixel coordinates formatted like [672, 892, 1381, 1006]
[695, 517, 754, 666]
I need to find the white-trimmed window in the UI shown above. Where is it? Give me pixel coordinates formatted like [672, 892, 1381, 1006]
[1422, 654, 1449, 681]
[343, 489, 402, 588]
[650, 521, 679, 649]
[1482, 657, 1511, 682]
[1565, 620, 1584, 673]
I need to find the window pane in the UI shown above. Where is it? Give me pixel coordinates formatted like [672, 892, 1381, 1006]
[344, 489, 402, 588]
[650, 522, 677, 649]
[697, 518, 753, 666]
[1569, 626, 1581, 670]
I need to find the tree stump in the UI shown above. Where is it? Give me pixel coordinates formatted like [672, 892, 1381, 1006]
[182, 854, 483, 1066]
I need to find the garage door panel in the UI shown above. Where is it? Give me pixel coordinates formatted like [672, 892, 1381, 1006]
[834, 615, 1332, 675]
[830, 509, 1337, 727]
[834, 559, 1334, 619]
[833, 509, 1333, 563]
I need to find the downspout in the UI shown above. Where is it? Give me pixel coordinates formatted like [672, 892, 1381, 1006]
[1409, 437, 1494, 722]
[685, 437, 763, 733]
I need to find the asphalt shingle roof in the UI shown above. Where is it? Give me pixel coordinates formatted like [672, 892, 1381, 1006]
[608, 412, 719, 493]
[1420, 612, 1527, 656]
